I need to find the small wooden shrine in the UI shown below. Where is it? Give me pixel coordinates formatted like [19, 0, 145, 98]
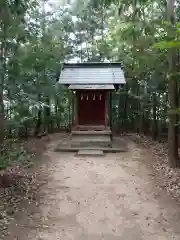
[59, 62, 125, 149]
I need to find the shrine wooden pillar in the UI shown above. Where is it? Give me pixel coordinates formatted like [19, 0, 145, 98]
[74, 92, 78, 127]
[72, 92, 74, 127]
[109, 91, 112, 131]
[68, 92, 72, 131]
[71, 92, 78, 129]
[104, 92, 107, 127]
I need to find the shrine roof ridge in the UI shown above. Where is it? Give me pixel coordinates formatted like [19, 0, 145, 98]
[62, 62, 123, 69]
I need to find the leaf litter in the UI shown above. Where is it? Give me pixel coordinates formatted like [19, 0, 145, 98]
[130, 133, 180, 203]
[0, 136, 49, 239]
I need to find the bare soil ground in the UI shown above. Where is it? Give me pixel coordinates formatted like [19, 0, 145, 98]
[2, 134, 180, 239]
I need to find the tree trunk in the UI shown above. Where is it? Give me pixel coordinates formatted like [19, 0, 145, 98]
[35, 109, 42, 136]
[152, 93, 158, 140]
[44, 97, 50, 133]
[163, 90, 168, 130]
[167, 0, 179, 167]
[55, 97, 60, 129]
[123, 83, 128, 131]
[136, 83, 140, 134]
[139, 100, 144, 135]
[0, 22, 6, 149]
[35, 90, 42, 136]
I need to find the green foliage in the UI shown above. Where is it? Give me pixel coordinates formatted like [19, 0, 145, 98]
[153, 41, 180, 49]
[0, 0, 75, 139]
[0, 140, 31, 170]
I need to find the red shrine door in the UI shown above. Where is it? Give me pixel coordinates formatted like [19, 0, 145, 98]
[78, 91, 106, 126]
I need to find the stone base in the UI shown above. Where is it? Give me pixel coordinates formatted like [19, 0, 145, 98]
[71, 129, 112, 148]
[55, 146, 127, 153]
[54, 133, 128, 154]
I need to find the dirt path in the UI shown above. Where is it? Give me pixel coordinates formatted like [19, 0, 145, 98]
[5, 137, 180, 239]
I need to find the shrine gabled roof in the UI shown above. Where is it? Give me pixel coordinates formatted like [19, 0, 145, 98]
[58, 62, 125, 85]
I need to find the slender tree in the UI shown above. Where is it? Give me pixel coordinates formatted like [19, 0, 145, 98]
[167, 0, 179, 167]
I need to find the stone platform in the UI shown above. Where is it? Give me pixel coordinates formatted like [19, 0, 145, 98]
[54, 132, 128, 154]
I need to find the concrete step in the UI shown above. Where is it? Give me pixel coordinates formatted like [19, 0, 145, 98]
[71, 141, 112, 148]
[77, 150, 104, 156]
[72, 130, 111, 135]
[72, 135, 111, 142]
[71, 134, 112, 148]
[74, 125, 108, 131]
